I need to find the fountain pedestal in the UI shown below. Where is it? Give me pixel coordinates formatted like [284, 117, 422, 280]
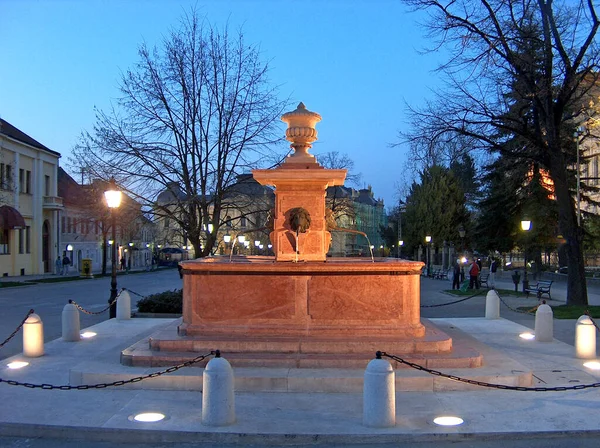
[124, 103, 482, 370]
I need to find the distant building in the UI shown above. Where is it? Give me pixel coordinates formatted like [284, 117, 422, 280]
[58, 168, 154, 273]
[0, 118, 63, 276]
[327, 185, 386, 256]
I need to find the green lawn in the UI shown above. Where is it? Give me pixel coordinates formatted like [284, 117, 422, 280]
[548, 305, 600, 319]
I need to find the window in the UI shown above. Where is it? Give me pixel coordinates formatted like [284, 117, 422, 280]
[0, 229, 9, 254]
[26, 226, 30, 253]
[164, 218, 170, 228]
[25, 170, 31, 194]
[61, 216, 66, 233]
[18, 228, 24, 254]
[225, 216, 232, 227]
[19, 169, 24, 192]
[67, 217, 72, 233]
[240, 216, 247, 227]
[0, 163, 12, 190]
[45, 175, 50, 196]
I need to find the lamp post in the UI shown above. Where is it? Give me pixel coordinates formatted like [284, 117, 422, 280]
[425, 235, 432, 277]
[223, 233, 231, 255]
[521, 219, 532, 292]
[104, 178, 122, 319]
[398, 240, 404, 259]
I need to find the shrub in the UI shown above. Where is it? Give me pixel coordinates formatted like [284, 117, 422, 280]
[136, 289, 182, 314]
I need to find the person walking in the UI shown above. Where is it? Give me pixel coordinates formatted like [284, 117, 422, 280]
[452, 259, 461, 290]
[55, 256, 63, 275]
[490, 258, 498, 289]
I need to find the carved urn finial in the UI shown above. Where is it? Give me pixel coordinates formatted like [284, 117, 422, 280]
[281, 102, 322, 162]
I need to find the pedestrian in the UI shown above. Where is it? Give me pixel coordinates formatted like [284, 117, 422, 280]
[490, 258, 498, 288]
[62, 254, 70, 275]
[120, 256, 126, 270]
[469, 257, 480, 289]
[452, 259, 461, 290]
[55, 256, 63, 275]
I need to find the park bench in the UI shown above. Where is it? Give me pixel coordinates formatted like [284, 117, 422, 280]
[479, 272, 489, 288]
[524, 280, 553, 299]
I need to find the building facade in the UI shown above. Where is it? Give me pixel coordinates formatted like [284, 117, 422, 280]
[0, 119, 63, 276]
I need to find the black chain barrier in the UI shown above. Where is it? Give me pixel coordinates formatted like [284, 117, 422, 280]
[420, 290, 484, 308]
[381, 351, 600, 392]
[0, 309, 35, 349]
[70, 288, 125, 315]
[497, 292, 540, 315]
[585, 310, 600, 331]
[0, 351, 215, 390]
[124, 288, 145, 299]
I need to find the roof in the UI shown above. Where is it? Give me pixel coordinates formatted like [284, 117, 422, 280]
[0, 118, 60, 156]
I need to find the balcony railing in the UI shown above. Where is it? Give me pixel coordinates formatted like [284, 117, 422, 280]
[43, 196, 64, 209]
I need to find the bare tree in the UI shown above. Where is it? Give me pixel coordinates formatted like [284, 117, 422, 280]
[71, 10, 287, 257]
[399, 0, 599, 305]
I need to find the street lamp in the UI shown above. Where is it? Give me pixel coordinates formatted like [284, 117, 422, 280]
[425, 235, 432, 277]
[104, 178, 122, 319]
[521, 219, 532, 292]
[398, 240, 404, 259]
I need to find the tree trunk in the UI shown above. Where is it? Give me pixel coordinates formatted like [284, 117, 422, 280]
[549, 150, 588, 306]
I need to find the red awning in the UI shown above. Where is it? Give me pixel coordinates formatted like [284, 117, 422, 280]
[0, 205, 26, 229]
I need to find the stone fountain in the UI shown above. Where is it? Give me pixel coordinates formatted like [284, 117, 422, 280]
[122, 103, 482, 370]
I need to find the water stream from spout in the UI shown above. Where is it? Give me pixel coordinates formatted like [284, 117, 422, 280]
[330, 228, 375, 262]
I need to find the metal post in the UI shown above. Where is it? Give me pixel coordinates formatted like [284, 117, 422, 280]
[576, 130, 581, 227]
[109, 211, 117, 319]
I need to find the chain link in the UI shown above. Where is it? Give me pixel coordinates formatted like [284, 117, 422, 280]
[497, 293, 540, 315]
[0, 351, 215, 390]
[70, 288, 125, 315]
[382, 352, 600, 392]
[0, 309, 35, 349]
[125, 288, 145, 298]
[420, 290, 484, 308]
[585, 310, 600, 331]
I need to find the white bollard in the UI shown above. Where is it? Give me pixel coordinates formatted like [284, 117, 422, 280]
[363, 352, 396, 428]
[485, 290, 500, 319]
[202, 351, 236, 426]
[534, 302, 553, 342]
[575, 315, 597, 359]
[62, 301, 80, 342]
[117, 289, 131, 320]
[23, 313, 44, 357]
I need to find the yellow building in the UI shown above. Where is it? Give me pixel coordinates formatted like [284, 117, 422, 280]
[0, 119, 63, 276]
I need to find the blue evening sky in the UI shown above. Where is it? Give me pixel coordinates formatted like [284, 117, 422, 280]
[1, 0, 443, 208]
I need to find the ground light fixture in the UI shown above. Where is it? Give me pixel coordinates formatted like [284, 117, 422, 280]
[130, 412, 166, 423]
[81, 332, 97, 339]
[433, 416, 464, 426]
[519, 332, 535, 340]
[583, 361, 600, 370]
[7, 361, 29, 369]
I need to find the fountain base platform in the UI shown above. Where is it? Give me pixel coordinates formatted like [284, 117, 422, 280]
[121, 318, 483, 369]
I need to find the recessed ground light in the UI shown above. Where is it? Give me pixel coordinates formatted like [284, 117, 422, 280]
[433, 416, 464, 426]
[519, 332, 535, 340]
[132, 412, 165, 423]
[7, 361, 29, 369]
[583, 361, 600, 370]
[81, 332, 97, 338]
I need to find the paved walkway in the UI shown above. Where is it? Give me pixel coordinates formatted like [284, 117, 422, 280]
[1, 280, 600, 446]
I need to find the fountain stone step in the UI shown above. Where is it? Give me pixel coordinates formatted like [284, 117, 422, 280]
[121, 318, 484, 370]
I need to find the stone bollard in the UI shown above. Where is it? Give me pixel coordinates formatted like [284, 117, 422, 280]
[575, 315, 597, 359]
[23, 313, 44, 357]
[363, 351, 396, 428]
[485, 289, 500, 319]
[202, 351, 235, 426]
[62, 301, 81, 342]
[117, 289, 131, 320]
[534, 302, 553, 342]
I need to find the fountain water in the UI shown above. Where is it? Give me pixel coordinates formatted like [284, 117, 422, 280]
[123, 103, 482, 370]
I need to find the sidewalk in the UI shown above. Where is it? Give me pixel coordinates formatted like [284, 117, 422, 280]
[2, 315, 600, 445]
